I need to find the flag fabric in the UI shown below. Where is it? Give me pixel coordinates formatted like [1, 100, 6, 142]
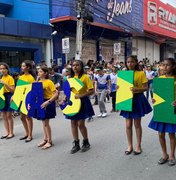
[116, 71, 134, 111]
[153, 78, 176, 124]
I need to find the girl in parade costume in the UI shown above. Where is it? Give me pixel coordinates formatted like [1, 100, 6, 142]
[148, 58, 176, 166]
[120, 55, 152, 155]
[34, 66, 58, 150]
[18, 60, 35, 143]
[0, 63, 15, 139]
[62, 60, 95, 154]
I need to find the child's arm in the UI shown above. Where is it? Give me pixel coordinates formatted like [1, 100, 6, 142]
[41, 90, 58, 109]
[0, 79, 15, 93]
[75, 89, 94, 99]
[130, 83, 148, 94]
[94, 80, 98, 95]
[107, 80, 111, 94]
[172, 101, 176, 107]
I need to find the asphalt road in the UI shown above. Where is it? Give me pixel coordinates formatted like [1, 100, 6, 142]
[0, 101, 176, 180]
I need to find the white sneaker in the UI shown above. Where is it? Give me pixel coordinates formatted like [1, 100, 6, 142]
[102, 112, 107, 118]
[97, 113, 102, 118]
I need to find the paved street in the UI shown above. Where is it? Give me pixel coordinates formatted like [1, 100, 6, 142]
[0, 102, 176, 180]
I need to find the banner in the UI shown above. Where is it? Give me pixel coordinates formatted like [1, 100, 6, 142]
[10, 80, 45, 118]
[153, 78, 176, 124]
[144, 0, 176, 39]
[116, 71, 134, 111]
[0, 83, 5, 110]
[60, 78, 84, 116]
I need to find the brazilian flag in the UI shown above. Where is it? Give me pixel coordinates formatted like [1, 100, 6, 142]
[116, 71, 134, 111]
[0, 83, 5, 110]
[153, 78, 176, 124]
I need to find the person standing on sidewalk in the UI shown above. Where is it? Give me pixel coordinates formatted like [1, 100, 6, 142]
[0, 63, 15, 139]
[94, 66, 111, 118]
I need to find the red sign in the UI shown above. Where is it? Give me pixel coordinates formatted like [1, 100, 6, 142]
[144, 0, 176, 39]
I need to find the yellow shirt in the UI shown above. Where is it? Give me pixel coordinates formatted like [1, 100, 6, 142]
[39, 79, 56, 99]
[19, 74, 35, 84]
[73, 74, 94, 94]
[134, 71, 148, 88]
[1, 75, 15, 93]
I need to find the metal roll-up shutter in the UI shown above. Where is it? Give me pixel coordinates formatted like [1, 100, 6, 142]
[82, 40, 96, 63]
[101, 40, 125, 62]
[66, 38, 96, 64]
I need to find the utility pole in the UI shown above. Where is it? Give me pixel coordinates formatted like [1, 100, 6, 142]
[75, 0, 85, 61]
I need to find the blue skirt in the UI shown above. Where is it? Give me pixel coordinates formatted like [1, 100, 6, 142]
[0, 93, 14, 112]
[65, 96, 95, 120]
[34, 100, 56, 120]
[148, 118, 176, 133]
[120, 93, 152, 119]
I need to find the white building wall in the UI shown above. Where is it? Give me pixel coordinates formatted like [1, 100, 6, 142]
[132, 38, 160, 64]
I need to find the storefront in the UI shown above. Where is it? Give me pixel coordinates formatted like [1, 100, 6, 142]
[0, 17, 52, 73]
[50, 0, 144, 66]
[142, 0, 176, 62]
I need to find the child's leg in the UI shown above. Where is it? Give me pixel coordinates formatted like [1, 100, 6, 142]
[70, 120, 80, 154]
[26, 117, 33, 139]
[158, 132, 168, 159]
[149, 83, 153, 99]
[20, 113, 29, 137]
[71, 120, 79, 140]
[7, 112, 14, 136]
[78, 120, 88, 140]
[1, 112, 9, 136]
[112, 92, 116, 111]
[168, 133, 176, 160]
[43, 119, 52, 143]
[78, 120, 90, 152]
[126, 119, 133, 151]
[98, 90, 107, 113]
[134, 119, 142, 152]
[41, 119, 53, 149]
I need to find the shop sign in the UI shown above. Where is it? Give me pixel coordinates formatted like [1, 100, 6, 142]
[93, 0, 143, 32]
[144, 0, 176, 39]
[62, 38, 70, 54]
[114, 43, 121, 55]
[106, 0, 132, 22]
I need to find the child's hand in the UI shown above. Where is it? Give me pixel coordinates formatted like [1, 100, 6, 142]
[27, 104, 31, 110]
[130, 87, 138, 93]
[10, 96, 13, 103]
[116, 85, 119, 90]
[0, 79, 5, 85]
[107, 88, 111, 94]
[59, 100, 65, 105]
[75, 94, 82, 99]
[41, 101, 49, 109]
[152, 99, 156, 104]
[172, 101, 176, 107]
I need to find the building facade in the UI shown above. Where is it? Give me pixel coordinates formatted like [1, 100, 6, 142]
[0, 0, 52, 72]
[133, 0, 176, 63]
[51, 0, 176, 66]
[50, 0, 144, 66]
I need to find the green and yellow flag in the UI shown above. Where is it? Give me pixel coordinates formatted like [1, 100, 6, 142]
[116, 71, 134, 111]
[153, 78, 176, 124]
[0, 83, 5, 110]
